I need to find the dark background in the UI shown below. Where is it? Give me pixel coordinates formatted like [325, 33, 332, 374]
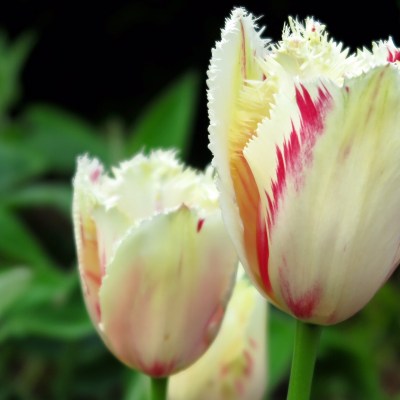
[0, 0, 399, 167]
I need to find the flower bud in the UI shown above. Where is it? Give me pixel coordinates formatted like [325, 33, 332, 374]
[73, 150, 238, 375]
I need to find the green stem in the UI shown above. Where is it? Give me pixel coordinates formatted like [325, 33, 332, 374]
[150, 377, 168, 400]
[287, 319, 322, 400]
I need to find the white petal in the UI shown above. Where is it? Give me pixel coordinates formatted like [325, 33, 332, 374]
[355, 37, 400, 73]
[99, 206, 237, 375]
[169, 267, 267, 400]
[72, 155, 105, 326]
[246, 66, 400, 323]
[207, 7, 268, 266]
[265, 16, 354, 85]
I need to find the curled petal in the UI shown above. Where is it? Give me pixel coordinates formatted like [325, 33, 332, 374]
[208, 7, 273, 294]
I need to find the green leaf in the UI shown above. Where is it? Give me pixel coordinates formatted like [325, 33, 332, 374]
[11, 267, 77, 310]
[0, 207, 52, 269]
[0, 140, 46, 191]
[0, 270, 93, 341]
[0, 267, 33, 316]
[22, 104, 109, 173]
[1, 183, 72, 216]
[0, 31, 35, 117]
[319, 321, 383, 400]
[127, 70, 199, 158]
[268, 308, 296, 391]
[0, 299, 93, 342]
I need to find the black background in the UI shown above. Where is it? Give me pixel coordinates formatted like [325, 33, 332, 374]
[0, 0, 399, 167]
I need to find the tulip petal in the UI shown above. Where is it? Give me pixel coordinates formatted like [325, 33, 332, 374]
[245, 66, 400, 323]
[169, 269, 267, 400]
[266, 17, 353, 85]
[73, 156, 105, 324]
[208, 8, 274, 294]
[356, 37, 400, 72]
[99, 206, 237, 375]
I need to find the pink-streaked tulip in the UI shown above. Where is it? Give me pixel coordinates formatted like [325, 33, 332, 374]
[169, 266, 267, 400]
[72, 150, 238, 376]
[208, 7, 400, 325]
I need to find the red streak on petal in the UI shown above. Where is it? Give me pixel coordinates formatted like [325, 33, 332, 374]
[95, 302, 101, 321]
[387, 48, 400, 63]
[235, 380, 245, 395]
[256, 200, 271, 293]
[249, 337, 257, 349]
[90, 167, 101, 183]
[197, 218, 205, 232]
[85, 270, 101, 286]
[147, 361, 176, 378]
[243, 350, 253, 377]
[231, 154, 270, 294]
[266, 84, 333, 227]
[280, 267, 322, 319]
[204, 303, 225, 345]
[101, 249, 106, 277]
[286, 288, 321, 319]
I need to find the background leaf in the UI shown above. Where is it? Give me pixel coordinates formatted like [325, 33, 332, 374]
[0, 141, 46, 191]
[127, 70, 199, 158]
[1, 184, 72, 216]
[0, 31, 35, 119]
[0, 271, 93, 342]
[0, 267, 33, 316]
[22, 104, 110, 173]
[0, 207, 53, 269]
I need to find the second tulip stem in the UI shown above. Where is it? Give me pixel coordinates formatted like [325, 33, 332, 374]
[150, 376, 168, 400]
[286, 319, 322, 400]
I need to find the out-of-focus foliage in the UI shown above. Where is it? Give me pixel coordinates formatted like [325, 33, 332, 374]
[0, 28, 400, 400]
[0, 31, 200, 400]
[127, 71, 199, 159]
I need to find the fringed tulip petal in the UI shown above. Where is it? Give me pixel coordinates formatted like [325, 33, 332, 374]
[208, 8, 272, 293]
[73, 151, 238, 375]
[209, 7, 400, 325]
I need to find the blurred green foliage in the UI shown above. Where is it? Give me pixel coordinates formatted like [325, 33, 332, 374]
[0, 30, 399, 400]
[0, 31, 200, 400]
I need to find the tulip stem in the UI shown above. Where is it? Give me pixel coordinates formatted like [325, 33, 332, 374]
[286, 320, 322, 400]
[150, 377, 168, 400]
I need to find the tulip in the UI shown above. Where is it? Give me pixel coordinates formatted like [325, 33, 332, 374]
[208, 7, 400, 326]
[169, 266, 267, 400]
[72, 150, 238, 377]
